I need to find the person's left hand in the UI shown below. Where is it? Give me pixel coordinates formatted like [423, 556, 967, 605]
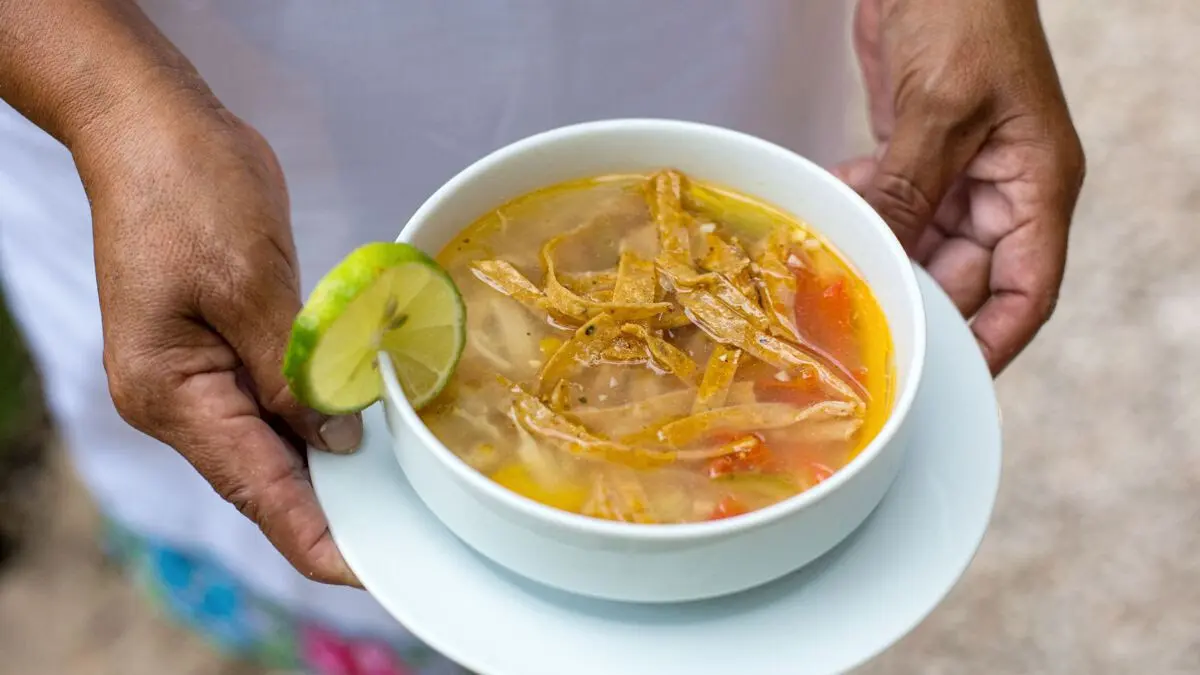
[834, 0, 1086, 374]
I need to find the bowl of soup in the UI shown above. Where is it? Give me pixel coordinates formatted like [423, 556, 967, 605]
[379, 119, 926, 603]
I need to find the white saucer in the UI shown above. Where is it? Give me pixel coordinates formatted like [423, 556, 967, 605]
[311, 268, 1002, 675]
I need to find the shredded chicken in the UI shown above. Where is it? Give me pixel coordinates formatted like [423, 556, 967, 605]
[655, 400, 859, 448]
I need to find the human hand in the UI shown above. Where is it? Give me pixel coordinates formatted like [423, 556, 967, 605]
[834, 0, 1086, 373]
[77, 86, 363, 585]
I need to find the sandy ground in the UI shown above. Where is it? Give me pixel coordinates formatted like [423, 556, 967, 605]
[3, 1, 1200, 673]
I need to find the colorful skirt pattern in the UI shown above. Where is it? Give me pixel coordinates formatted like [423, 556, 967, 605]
[102, 518, 470, 675]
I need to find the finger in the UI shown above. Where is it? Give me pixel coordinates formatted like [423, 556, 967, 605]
[205, 239, 363, 454]
[970, 130, 1081, 374]
[829, 156, 876, 194]
[924, 237, 992, 318]
[970, 212, 1068, 374]
[863, 99, 991, 253]
[920, 180, 991, 315]
[173, 369, 361, 586]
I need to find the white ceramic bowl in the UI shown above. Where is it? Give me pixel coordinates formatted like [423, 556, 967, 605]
[380, 119, 927, 603]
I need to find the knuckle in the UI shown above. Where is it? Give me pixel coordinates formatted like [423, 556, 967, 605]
[222, 252, 263, 293]
[103, 348, 160, 429]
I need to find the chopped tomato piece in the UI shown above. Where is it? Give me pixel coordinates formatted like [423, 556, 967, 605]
[706, 435, 773, 478]
[793, 266, 861, 379]
[709, 496, 748, 520]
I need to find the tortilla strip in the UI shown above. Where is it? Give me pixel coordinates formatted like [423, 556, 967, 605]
[600, 332, 650, 364]
[707, 274, 771, 330]
[537, 315, 623, 394]
[656, 252, 770, 331]
[506, 381, 680, 468]
[655, 401, 859, 448]
[572, 380, 758, 439]
[700, 232, 761, 304]
[571, 389, 695, 437]
[612, 251, 657, 304]
[652, 304, 693, 330]
[559, 269, 618, 294]
[619, 324, 699, 385]
[645, 170, 773, 339]
[470, 260, 548, 310]
[648, 169, 691, 259]
[700, 232, 751, 278]
[693, 344, 742, 413]
[541, 234, 672, 322]
[677, 288, 864, 405]
[753, 228, 807, 344]
[654, 252, 706, 290]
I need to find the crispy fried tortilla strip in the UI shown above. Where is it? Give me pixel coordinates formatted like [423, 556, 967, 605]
[619, 324, 699, 385]
[571, 389, 695, 438]
[537, 315, 622, 394]
[655, 401, 859, 448]
[576, 381, 752, 444]
[506, 380, 679, 468]
[559, 269, 618, 294]
[753, 228, 806, 344]
[612, 251, 657, 304]
[541, 234, 672, 322]
[677, 288, 864, 405]
[648, 169, 692, 259]
[700, 232, 751, 277]
[707, 274, 771, 330]
[470, 260, 548, 310]
[652, 304, 693, 330]
[700, 232, 760, 302]
[693, 343, 742, 414]
[656, 241, 770, 330]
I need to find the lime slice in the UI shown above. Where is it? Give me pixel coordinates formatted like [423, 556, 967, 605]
[284, 242, 466, 414]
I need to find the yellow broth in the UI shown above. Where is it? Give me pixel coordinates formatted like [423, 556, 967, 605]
[419, 170, 893, 523]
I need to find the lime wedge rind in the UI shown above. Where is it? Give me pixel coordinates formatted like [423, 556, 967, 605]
[283, 242, 466, 415]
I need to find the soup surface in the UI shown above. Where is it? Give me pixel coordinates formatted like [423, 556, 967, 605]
[420, 170, 892, 523]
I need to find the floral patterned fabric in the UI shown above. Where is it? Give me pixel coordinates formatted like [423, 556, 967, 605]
[103, 518, 470, 675]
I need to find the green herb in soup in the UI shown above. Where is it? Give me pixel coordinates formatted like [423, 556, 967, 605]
[420, 170, 893, 523]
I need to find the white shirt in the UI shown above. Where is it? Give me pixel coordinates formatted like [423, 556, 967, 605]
[0, 0, 853, 641]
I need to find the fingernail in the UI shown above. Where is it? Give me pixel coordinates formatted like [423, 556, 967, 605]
[319, 414, 363, 453]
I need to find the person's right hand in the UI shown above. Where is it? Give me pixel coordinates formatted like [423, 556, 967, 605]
[76, 85, 363, 586]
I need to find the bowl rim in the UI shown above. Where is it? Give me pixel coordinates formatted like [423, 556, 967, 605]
[386, 117, 928, 542]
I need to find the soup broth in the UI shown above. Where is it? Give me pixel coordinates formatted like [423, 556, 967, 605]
[419, 170, 893, 523]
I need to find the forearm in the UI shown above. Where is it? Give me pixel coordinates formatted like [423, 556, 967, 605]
[0, 0, 216, 153]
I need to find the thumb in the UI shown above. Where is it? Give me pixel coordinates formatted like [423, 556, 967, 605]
[204, 246, 363, 454]
[862, 105, 990, 253]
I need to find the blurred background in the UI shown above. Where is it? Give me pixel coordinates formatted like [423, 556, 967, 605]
[1, 1, 1198, 673]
